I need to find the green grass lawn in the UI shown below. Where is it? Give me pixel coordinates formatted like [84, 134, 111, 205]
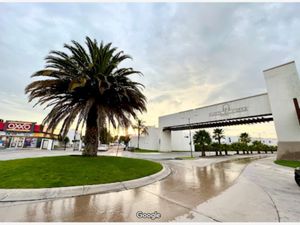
[171, 150, 191, 152]
[175, 156, 197, 160]
[0, 155, 162, 188]
[132, 148, 159, 153]
[274, 160, 300, 168]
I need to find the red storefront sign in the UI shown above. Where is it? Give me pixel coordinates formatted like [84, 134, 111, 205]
[5, 121, 34, 132]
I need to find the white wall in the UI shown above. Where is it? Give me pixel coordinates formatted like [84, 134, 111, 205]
[159, 93, 272, 128]
[129, 126, 160, 150]
[251, 137, 277, 146]
[264, 62, 300, 142]
[158, 93, 272, 151]
[40, 139, 54, 150]
[171, 130, 196, 151]
[263, 61, 300, 160]
[216, 136, 277, 146]
[130, 127, 277, 151]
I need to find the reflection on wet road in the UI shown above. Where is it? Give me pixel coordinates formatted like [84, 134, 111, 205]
[0, 157, 260, 222]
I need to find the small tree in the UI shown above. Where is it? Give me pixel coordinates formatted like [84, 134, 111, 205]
[193, 130, 212, 157]
[132, 119, 148, 149]
[220, 143, 229, 155]
[211, 143, 220, 156]
[119, 135, 131, 150]
[99, 127, 113, 144]
[113, 135, 118, 142]
[230, 142, 239, 155]
[239, 132, 251, 144]
[63, 136, 70, 150]
[252, 140, 263, 154]
[212, 128, 225, 155]
[239, 132, 251, 154]
[231, 142, 247, 155]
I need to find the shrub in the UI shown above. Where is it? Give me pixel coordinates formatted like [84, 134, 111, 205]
[195, 142, 277, 155]
[230, 142, 248, 154]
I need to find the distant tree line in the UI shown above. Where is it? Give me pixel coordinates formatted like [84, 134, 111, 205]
[193, 129, 277, 157]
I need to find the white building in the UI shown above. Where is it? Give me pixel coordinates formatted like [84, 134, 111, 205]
[129, 126, 160, 150]
[129, 128, 277, 151]
[132, 62, 300, 160]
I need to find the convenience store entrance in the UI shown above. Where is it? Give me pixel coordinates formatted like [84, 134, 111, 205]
[9, 137, 25, 148]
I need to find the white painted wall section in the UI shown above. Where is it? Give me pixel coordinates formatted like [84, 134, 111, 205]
[264, 62, 300, 142]
[130, 127, 160, 150]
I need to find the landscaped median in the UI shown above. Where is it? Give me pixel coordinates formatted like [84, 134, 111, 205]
[274, 160, 300, 168]
[130, 148, 159, 153]
[0, 155, 171, 202]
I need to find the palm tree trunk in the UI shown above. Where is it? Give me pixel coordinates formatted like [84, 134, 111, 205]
[83, 105, 98, 156]
[137, 128, 140, 149]
[201, 145, 206, 157]
[218, 138, 222, 155]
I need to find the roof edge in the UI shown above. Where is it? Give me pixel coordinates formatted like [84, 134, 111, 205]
[263, 61, 295, 72]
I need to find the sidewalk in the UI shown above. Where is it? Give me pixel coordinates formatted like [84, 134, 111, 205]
[173, 156, 300, 222]
[0, 149, 81, 161]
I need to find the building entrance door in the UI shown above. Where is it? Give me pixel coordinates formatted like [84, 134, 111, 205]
[10, 137, 25, 148]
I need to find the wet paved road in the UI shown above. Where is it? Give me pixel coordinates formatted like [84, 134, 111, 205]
[0, 156, 261, 222]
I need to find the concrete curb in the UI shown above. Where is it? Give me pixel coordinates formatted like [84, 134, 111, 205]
[0, 163, 171, 202]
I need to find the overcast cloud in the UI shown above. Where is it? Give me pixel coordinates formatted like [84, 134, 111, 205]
[1, 3, 300, 137]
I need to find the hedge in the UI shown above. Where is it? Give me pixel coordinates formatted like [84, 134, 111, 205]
[195, 142, 277, 154]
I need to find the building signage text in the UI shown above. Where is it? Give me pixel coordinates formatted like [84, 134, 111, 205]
[209, 104, 248, 117]
[5, 121, 34, 132]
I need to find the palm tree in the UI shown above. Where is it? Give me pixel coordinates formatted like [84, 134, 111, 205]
[239, 132, 251, 144]
[193, 130, 212, 157]
[25, 37, 146, 156]
[212, 128, 225, 144]
[132, 119, 148, 149]
[212, 128, 225, 155]
[239, 132, 251, 154]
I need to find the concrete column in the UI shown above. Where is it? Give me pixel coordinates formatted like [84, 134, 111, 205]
[264, 61, 300, 160]
[159, 129, 172, 152]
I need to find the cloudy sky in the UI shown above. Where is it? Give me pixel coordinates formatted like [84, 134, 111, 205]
[1, 2, 300, 138]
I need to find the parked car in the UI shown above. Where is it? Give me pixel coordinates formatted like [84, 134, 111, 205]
[98, 144, 109, 151]
[295, 167, 300, 186]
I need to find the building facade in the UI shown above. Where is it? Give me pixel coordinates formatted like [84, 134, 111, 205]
[157, 61, 300, 160]
[0, 120, 58, 149]
[129, 128, 277, 151]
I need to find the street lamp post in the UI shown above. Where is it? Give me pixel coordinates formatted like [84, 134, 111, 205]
[188, 118, 193, 158]
[73, 130, 77, 151]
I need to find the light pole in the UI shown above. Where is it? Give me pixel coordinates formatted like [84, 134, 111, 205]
[188, 118, 193, 158]
[73, 130, 77, 151]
